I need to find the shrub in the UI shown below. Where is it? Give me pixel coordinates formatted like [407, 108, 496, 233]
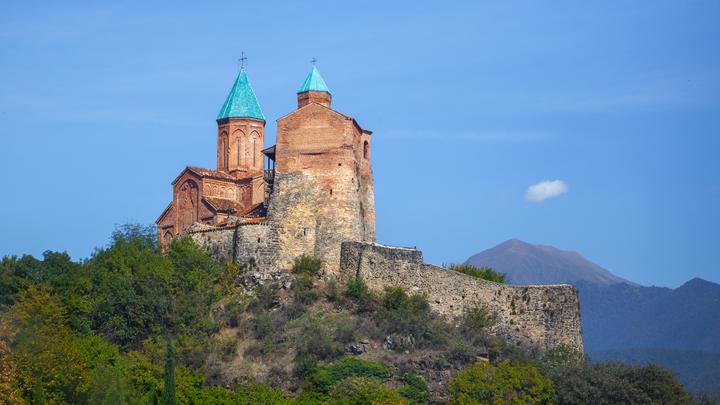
[293, 274, 318, 306]
[458, 306, 497, 347]
[296, 317, 344, 361]
[449, 360, 554, 404]
[292, 255, 322, 277]
[306, 357, 391, 394]
[324, 278, 341, 302]
[294, 353, 319, 379]
[344, 277, 376, 312]
[376, 287, 447, 350]
[251, 312, 273, 339]
[449, 264, 506, 284]
[444, 337, 478, 365]
[232, 383, 293, 405]
[250, 284, 277, 311]
[398, 373, 429, 404]
[330, 377, 407, 404]
[334, 315, 358, 344]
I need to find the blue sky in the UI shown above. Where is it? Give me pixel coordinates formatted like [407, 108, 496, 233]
[1, 1, 718, 287]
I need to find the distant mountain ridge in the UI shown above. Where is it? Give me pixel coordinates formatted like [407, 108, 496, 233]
[465, 239, 633, 286]
[464, 239, 720, 396]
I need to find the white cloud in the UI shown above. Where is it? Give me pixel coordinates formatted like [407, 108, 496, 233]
[525, 180, 568, 203]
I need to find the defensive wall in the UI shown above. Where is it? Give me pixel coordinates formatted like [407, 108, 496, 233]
[340, 241, 584, 352]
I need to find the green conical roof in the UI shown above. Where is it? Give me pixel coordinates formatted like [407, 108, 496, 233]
[298, 66, 330, 94]
[217, 69, 264, 121]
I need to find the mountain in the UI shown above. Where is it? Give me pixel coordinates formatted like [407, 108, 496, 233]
[578, 278, 720, 353]
[590, 348, 720, 395]
[465, 239, 633, 286]
[464, 240, 720, 397]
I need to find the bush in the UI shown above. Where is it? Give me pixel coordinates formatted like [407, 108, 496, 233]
[538, 347, 694, 405]
[376, 287, 447, 350]
[399, 373, 429, 404]
[329, 376, 407, 404]
[293, 274, 318, 306]
[250, 283, 277, 311]
[296, 317, 344, 362]
[449, 264, 506, 284]
[294, 353, 319, 379]
[251, 312, 273, 339]
[344, 277, 376, 312]
[306, 357, 391, 394]
[232, 383, 292, 405]
[449, 360, 555, 404]
[292, 255, 322, 277]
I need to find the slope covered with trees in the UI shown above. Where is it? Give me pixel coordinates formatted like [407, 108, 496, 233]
[0, 226, 703, 404]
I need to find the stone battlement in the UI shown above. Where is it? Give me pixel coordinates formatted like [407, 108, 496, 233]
[340, 241, 583, 352]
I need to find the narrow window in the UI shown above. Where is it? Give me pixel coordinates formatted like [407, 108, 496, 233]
[363, 141, 369, 159]
[236, 141, 241, 166]
[330, 188, 333, 196]
[253, 138, 256, 167]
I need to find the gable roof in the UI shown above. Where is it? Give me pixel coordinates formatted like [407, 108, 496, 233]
[217, 69, 265, 121]
[298, 66, 330, 94]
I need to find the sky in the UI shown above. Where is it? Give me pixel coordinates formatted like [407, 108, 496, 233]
[1, 1, 718, 288]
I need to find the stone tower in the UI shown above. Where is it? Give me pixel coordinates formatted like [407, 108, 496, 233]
[267, 66, 376, 273]
[216, 68, 266, 205]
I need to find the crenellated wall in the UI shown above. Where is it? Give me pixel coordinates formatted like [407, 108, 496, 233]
[340, 241, 584, 352]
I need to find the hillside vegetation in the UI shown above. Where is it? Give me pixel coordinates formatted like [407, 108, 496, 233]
[0, 225, 705, 404]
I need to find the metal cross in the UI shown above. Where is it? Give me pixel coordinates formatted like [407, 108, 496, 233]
[238, 52, 248, 70]
[311, 56, 317, 66]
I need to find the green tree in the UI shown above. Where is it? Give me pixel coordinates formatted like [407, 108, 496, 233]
[163, 340, 177, 405]
[329, 377, 407, 405]
[539, 346, 693, 405]
[449, 360, 554, 404]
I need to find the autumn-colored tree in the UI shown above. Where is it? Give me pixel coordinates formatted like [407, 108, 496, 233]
[0, 316, 20, 404]
[8, 285, 90, 403]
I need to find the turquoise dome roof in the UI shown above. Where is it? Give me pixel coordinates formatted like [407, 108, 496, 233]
[298, 66, 330, 94]
[217, 69, 264, 121]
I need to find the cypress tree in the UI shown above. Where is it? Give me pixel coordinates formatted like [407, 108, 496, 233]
[162, 339, 176, 405]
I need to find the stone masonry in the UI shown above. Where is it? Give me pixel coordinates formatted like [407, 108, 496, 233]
[158, 65, 584, 353]
[340, 241, 584, 352]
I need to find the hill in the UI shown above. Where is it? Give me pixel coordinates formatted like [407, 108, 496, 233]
[589, 348, 720, 395]
[578, 278, 720, 353]
[465, 240, 720, 398]
[465, 239, 633, 286]
[0, 227, 698, 404]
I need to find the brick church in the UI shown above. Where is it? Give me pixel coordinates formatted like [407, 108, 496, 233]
[154, 64, 584, 353]
[157, 64, 376, 272]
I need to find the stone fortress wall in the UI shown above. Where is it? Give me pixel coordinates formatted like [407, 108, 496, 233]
[189, 225, 584, 353]
[339, 241, 584, 352]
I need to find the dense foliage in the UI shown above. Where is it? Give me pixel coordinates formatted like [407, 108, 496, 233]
[0, 225, 704, 404]
[448, 263, 507, 284]
[449, 360, 555, 404]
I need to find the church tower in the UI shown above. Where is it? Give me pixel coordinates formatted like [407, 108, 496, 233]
[297, 65, 332, 108]
[216, 68, 265, 175]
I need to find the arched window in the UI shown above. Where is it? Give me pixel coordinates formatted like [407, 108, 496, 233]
[219, 132, 228, 169]
[232, 130, 245, 168]
[236, 140, 241, 166]
[363, 140, 369, 159]
[178, 179, 199, 231]
[249, 131, 260, 169]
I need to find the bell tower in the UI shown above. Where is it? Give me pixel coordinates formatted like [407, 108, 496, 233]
[297, 65, 332, 108]
[216, 67, 265, 174]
